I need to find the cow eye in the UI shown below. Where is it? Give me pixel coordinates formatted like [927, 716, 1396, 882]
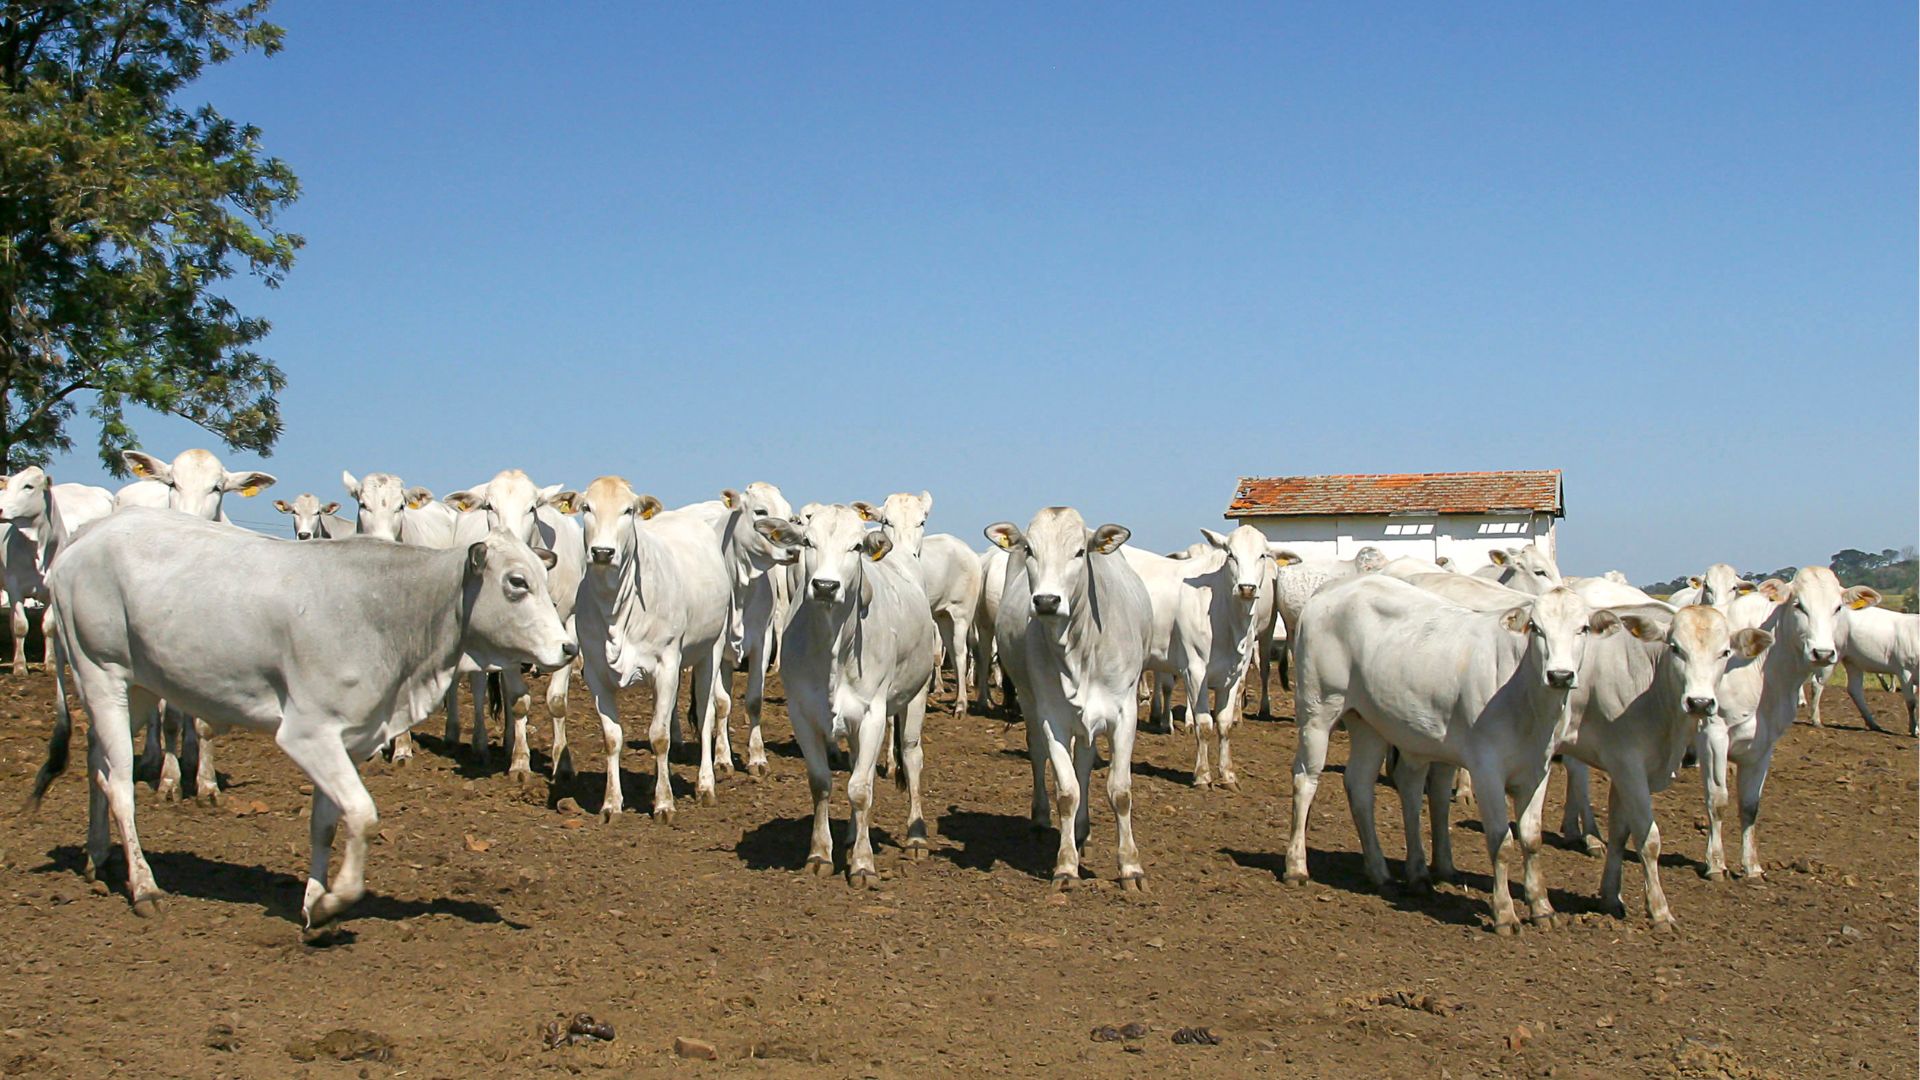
[506, 573, 529, 592]
[752, 508, 767, 517]
[1577, 625, 1590, 635]
[1793, 601, 1807, 614]
[1720, 648, 1731, 659]
[1534, 570, 1548, 577]
[1074, 548, 1087, 558]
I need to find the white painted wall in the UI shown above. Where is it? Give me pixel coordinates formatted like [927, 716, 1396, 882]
[1241, 512, 1558, 571]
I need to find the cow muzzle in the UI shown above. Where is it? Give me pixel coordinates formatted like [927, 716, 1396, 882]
[1808, 647, 1836, 666]
[810, 578, 842, 602]
[1235, 583, 1258, 601]
[589, 546, 615, 565]
[1544, 668, 1576, 689]
[296, 531, 314, 541]
[1684, 696, 1718, 717]
[1031, 593, 1063, 616]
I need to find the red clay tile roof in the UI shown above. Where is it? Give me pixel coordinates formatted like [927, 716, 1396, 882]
[1225, 470, 1563, 519]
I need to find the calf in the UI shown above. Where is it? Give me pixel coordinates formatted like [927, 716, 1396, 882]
[30, 509, 573, 926]
[1267, 547, 1384, 700]
[855, 493, 982, 717]
[1286, 576, 1613, 933]
[990, 507, 1153, 890]
[0, 467, 116, 673]
[1831, 605, 1918, 735]
[560, 478, 733, 821]
[758, 506, 937, 884]
[272, 494, 353, 540]
[714, 482, 798, 777]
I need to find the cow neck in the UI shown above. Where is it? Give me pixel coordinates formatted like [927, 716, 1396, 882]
[1497, 620, 1572, 734]
[29, 486, 68, 569]
[1753, 602, 1808, 738]
[1044, 553, 1105, 653]
[402, 546, 474, 729]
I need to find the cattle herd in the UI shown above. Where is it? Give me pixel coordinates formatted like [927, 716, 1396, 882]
[5, 448, 1917, 938]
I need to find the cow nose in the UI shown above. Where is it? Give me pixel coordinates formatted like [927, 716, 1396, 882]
[1809, 648, 1836, 665]
[1032, 593, 1062, 615]
[810, 578, 841, 600]
[1235, 584, 1257, 600]
[560, 640, 579, 660]
[1545, 668, 1576, 689]
[589, 546, 614, 565]
[296, 532, 312, 541]
[1685, 696, 1718, 716]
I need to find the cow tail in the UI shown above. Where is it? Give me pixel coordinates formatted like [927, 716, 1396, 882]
[26, 608, 73, 810]
[892, 714, 907, 790]
[486, 671, 505, 723]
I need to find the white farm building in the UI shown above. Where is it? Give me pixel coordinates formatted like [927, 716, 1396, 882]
[1223, 469, 1564, 572]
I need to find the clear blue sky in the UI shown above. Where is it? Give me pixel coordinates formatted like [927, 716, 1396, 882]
[48, 3, 1918, 581]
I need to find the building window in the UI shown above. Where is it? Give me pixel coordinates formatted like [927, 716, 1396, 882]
[1384, 522, 1435, 537]
[1476, 521, 1530, 536]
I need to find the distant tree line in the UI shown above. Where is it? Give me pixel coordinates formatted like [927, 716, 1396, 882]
[1642, 547, 1918, 612]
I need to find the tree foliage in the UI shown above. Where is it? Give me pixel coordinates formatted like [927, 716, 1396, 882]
[0, 0, 299, 474]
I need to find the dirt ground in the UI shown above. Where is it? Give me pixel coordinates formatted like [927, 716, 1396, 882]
[0, 663, 1913, 1078]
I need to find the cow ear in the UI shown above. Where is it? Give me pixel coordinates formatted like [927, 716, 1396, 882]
[1273, 548, 1303, 567]
[1687, 576, 1703, 589]
[272, 499, 292, 514]
[405, 486, 435, 510]
[341, 470, 362, 499]
[720, 488, 740, 510]
[1617, 613, 1660, 641]
[1088, 524, 1130, 555]
[1733, 581, 1757, 596]
[322, 501, 341, 516]
[1844, 586, 1881, 610]
[1434, 555, 1453, 569]
[549, 490, 581, 515]
[1500, 606, 1531, 634]
[852, 501, 880, 523]
[1488, 549, 1510, 567]
[862, 532, 893, 562]
[1757, 578, 1790, 602]
[466, 540, 488, 574]
[535, 547, 558, 570]
[123, 451, 170, 483]
[1588, 609, 1622, 636]
[1200, 528, 1231, 550]
[223, 470, 276, 497]
[636, 495, 662, 520]
[1731, 627, 1772, 659]
[919, 490, 933, 514]
[754, 516, 804, 547]
[985, 522, 1023, 551]
[445, 489, 483, 513]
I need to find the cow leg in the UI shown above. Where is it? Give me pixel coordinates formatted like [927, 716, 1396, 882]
[1734, 749, 1774, 880]
[280, 730, 379, 929]
[1255, 633, 1274, 719]
[744, 634, 771, 777]
[588, 666, 624, 821]
[1805, 669, 1826, 727]
[1148, 672, 1172, 733]
[1284, 700, 1341, 884]
[842, 697, 887, 887]
[1104, 708, 1146, 888]
[898, 689, 930, 860]
[36, 603, 55, 672]
[1474, 767, 1522, 935]
[712, 657, 737, 777]
[647, 661, 683, 823]
[789, 700, 835, 875]
[1903, 667, 1918, 736]
[929, 622, 946, 696]
[1043, 714, 1083, 888]
[1026, 709, 1051, 830]
[138, 697, 164, 785]
[1215, 680, 1243, 792]
[504, 669, 537, 784]
[1424, 764, 1458, 884]
[71, 663, 164, 914]
[1189, 674, 1215, 790]
[158, 704, 185, 802]
[971, 623, 995, 713]
[692, 641, 722, 805]
[1599, 780, 1631, 919]
[191, 717, 220, 805]
[442, 682, 462, 749]
[388, 729, 415, 766]
[9, 600, 28, 674]
[1070, 728, 1096, 853]
[1340, 723, 1392, 888]
[1515, 772, 1556, 926]
[946, 609, 970, 719]
[1844, 660, 1882, 733]
[467, 671, 489, 765]
[1452, 769, 1476, 806]
[1698, 721, 1731, 880]
[875, 711, 895, 780]
[1560, 758, 1603, 855]
[1389, 753, 1431, 887]
[547, 660, 574, 780]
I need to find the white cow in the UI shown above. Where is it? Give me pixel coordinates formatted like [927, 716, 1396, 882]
[713, 482, 797, 778]
[272, 494, 353, 540]
[30, 508, 573, 925]
[1266, 547, 1386, 703]
[1471, 545, 1562, 590]
[0, 467, 117, 673]
[1666, 563, 1753, 610]
[119, 448, 277, 803]
[855, 492, 982, 718]
[561, 478, 732, 821]
[1699, 568, 1878, 879]
[1567, 576, 1674, 612]
[1828, 605, 1918, 735]
[1286, 576, 1614, 934]
[1557, 605, 1772, 928]
[444, 470, 585, 782]
[970, 546, 1013, 713]
[989, 507, 1153, 891]
[756, 506, 937, 884]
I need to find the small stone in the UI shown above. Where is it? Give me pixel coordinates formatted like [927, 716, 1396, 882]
[556, 797, 584, 816]
[1508, 1023, 1533, 1052]
[674, 1036, 718, 1060]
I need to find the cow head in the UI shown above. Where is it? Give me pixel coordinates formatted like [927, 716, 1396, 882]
[0, 466, 52, 529]
[1499, 586, 1616, 690]
[554, 476, 659, 571]
[1765, 566, 1877, 667]
[1623, 605, 1772, 719]
[123, 448, 275, 521]
[1353, 547, 1389, 573]
[1697, 563, 1755, 609]
[985, 506, 1129, 622]
[343, 470, 409, 542]
[756, 503, 889, 609]
[854, 491, 933, 559]
[272, 493, 341, 541]
[1490, 544, 1562, 585]
[1201, 525, 1286, 602]
[722, 482, 798, 569]
[462, 528, 575, 671]
[445, 469, 565, 547]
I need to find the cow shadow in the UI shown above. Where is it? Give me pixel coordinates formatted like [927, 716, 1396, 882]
[1222, 846, 1491, 929]
[733, 816, 901, 872]
[38, 846, 521, 929]
[546, 764, 697, 818]
[932, 809, 1055, 879]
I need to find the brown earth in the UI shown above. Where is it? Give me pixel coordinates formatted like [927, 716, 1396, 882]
[0, 666, 1913, 1078]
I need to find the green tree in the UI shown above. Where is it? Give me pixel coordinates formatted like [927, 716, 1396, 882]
[0, 1, 300, 474]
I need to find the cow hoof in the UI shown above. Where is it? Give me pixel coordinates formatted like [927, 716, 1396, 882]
[1218, 779, 1241, 794]
[1282, 871, 1309, 887]
[903, 843, 929, 862]
[715, 759, 735, 777]
[158, 782, 180, 803]
[697, 788, 717, 806]
[1192, 778, 1211, 791]
[803, 858, 835, 878]
[1119, 875, 1148, 894]
[1050, 874, 1076, 893]
[509, 768, 535, 789]
[1432, 868, 1457, 886]
[848, 869, 878, 890]
[1603, 901, 1627, 920]
[652, 807, 675, 826]
[390, 753, 411, 767]
[1492, 921, 1520, 937]
[748, 760, 770, 779]
[1529, 913, 1558, 931]
[1583, 837, 1606, 858]
[1739, 868, 1765, 883]
[599, 806, 620, 823]
[1405, 877, 1435, 895]
[196, 789, 220, 809]
[131, 894, 167, 919]
[89, 879, 110, 897]
[1651, 917, 1678, 934]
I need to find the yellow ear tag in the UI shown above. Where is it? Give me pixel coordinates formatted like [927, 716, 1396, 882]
[1850, 596, 1873, 610]
[240, 485, 260, 497]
